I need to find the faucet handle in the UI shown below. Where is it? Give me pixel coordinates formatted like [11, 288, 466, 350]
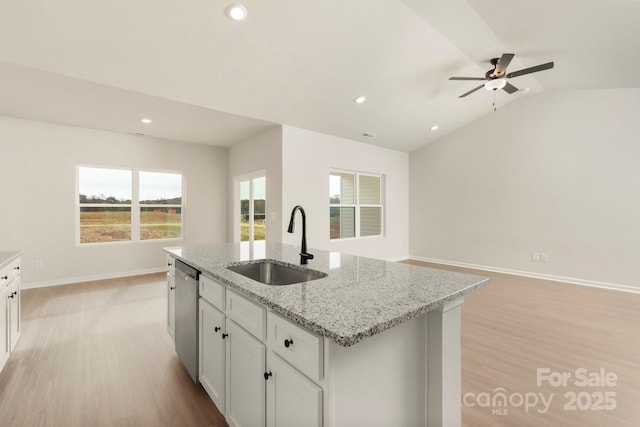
[300, 252, 314, 263]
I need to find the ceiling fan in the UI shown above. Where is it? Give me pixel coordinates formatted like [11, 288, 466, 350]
[449, 53, 554, 98]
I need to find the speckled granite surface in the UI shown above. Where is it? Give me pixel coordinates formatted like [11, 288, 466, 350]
[0, 251, 21, 271]
[165, 242, 488, 347]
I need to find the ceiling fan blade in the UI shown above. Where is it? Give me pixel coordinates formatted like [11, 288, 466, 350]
[449, 76, 486, 81]
[506, 61, 554, 78]
[502, 82, 519, 94]
[493, 53, 514, 77]
[459, 84, 484, 98]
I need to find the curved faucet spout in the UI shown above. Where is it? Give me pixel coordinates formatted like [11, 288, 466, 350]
[287, 205, 314, 265]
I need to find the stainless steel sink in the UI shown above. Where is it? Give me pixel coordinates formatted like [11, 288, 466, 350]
[226, 260, 327, 286]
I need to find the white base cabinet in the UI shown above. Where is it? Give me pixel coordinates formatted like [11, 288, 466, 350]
[0, 255, 21, 374]
[198, 275, 321, 427]
[266, 351, 322, 427]
[166, 256, 176, 341]
[199, 299, 226, 411]
[193, 271, 460, 427]
[225, 319, 266, 427]
[0, 285, 9, 369]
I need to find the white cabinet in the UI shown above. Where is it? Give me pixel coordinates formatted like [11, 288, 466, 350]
[199, 299, 226, 411]
[0, 255, 21, 373]
[225, 319, 266, 427]
[0, 285, 9, 370]
[7, 276, 20, 351]
[166, 255, 176, 341]
[266, 352, 322, 427]
[196, 273, 321, 427]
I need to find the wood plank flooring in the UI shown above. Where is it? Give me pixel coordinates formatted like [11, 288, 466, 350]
[406, 260, 640, 427]
[2, 267, 638, 426]
[0, 274, 226, 427]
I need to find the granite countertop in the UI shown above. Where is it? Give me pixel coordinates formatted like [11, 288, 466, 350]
[0, 251, 22, 270]
[165, 242, 488, 347]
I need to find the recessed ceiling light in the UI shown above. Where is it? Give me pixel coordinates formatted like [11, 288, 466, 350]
[225, 3, 247, 21]
[430, 125, 439, 131]
[141, 118, 152, 124]
[354, 95, 367, 104]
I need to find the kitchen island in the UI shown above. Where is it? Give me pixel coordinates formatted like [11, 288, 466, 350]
[165, 242, 488, 427]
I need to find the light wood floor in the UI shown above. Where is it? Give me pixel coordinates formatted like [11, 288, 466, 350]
[2, 268, 639, 427]
[0, 274, 226, 427]
[407, 260, 640, 427]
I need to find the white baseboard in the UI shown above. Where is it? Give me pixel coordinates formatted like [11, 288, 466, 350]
[386, 254, 411, 262]
[409, 256, 640, 294]
[22, 267, 168, 289]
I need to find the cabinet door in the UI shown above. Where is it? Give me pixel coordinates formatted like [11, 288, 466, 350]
[167, 273, 175, 341]
[8, 277, 20, 351]
[0, 286, 10, 370]
[266, 352, 322, 427]
[199, 299, 226, 412]
[226, 319, 266, 427]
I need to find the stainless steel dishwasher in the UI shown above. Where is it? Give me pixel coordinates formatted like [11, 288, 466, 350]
[175, 259, 199, 382]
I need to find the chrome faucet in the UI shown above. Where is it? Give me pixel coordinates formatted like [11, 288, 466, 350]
[287, 205, 314, 265]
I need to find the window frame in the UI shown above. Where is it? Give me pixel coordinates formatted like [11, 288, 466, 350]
[76, 165, 185, 246]
[329, 169, 384, 240]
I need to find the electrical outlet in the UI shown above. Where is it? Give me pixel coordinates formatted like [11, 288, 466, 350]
[540, 253, 549, 263]
[35, 259, 44, 269]
[531, 252, 540, 262]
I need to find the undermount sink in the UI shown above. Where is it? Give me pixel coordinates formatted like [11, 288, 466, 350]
[226, 259, 327, 286]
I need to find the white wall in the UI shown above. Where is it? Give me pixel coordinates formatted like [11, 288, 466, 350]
[228, 126, 283, 242]
[0, 115, 228, 287]
[410, 89, 640, 290]
[282, 126, 410, 260]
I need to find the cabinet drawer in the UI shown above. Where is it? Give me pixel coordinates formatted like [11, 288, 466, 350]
[167, 255, 176, 276]
[226, 290, 265, 341]
[0, 259, 18, 288]
[7, 259, 20, 282]
[200, 275, 225, 311]
[0, 266, 8, 289]
[267, 311, 323, 381]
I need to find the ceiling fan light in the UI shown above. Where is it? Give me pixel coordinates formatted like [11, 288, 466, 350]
[484, 78, 507, 91]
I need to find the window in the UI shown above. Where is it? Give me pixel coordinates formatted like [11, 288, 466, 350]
[235, 172, 266, 242]
[330, 170, 383, 239]
[77, 166, 183, 244]
[139, 171, 183, 240]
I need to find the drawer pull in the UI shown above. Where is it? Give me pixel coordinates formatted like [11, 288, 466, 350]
[284, 338, 294, 348]
[264, 371, 272, 381]
[222, 333, 229, 339]
[170, 286, 176, 290]
[1, 276, 7, 280]
[168, 261, 173, 267]
[214, 326, 221, 333]
[14, 266, 20, 270]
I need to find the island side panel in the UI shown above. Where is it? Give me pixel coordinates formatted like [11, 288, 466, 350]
[426, 297, 464, 427]
[325, 314, 426, 427]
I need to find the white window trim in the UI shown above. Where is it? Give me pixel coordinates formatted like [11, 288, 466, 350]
[330, 169, 385, 240]
[76, 165, 185, 246]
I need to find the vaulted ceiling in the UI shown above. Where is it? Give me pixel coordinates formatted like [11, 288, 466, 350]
[1, 0, 638, 152]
